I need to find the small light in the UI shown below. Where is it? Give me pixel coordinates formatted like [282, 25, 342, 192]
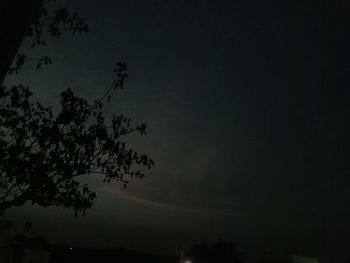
[184, 260, 191, 263]
[69, 247, 73, 250]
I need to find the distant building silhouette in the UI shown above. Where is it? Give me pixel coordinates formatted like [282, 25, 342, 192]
[0, 0, 42, 83]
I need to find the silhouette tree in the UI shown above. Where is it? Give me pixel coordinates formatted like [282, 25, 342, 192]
[0, 2, 154, 216]
[7, 2, 89, 75]
[0, 64, 154, 215]
[0, 0, 89, 81]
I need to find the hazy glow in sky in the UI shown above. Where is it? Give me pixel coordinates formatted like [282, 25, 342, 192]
[5, 0, 349, 257]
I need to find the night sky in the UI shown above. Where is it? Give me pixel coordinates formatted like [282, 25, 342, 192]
[4, 0, 350, 258]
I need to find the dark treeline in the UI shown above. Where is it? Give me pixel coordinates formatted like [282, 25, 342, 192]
[8, 235, 177, 263]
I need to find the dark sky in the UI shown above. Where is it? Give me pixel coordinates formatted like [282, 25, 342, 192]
[5, 0, 350, 258]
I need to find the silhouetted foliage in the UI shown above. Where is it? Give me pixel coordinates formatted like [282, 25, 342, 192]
[0, 62, 154, 215]
[1, 0, 153, 216]
[8, 0, 89, 75]
[184, 240, 242, 263]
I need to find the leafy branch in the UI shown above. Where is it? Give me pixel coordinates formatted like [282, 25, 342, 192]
[7, 4, 89, 75]
[0, 62, 154, 215]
